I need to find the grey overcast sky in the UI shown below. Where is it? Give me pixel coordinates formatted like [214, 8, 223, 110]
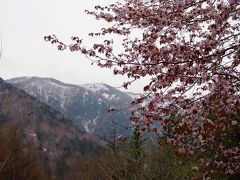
[0, 0, 148, 93]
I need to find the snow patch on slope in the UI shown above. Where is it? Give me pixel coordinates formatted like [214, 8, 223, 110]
[83, 83, 109, 92]
[82, 108, 100, 133]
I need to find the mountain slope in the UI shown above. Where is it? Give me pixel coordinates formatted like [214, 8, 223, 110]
[0, 78, 103, 176]
[7, 77, 133, 136]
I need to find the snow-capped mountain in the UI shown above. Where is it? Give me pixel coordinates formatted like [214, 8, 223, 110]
[7, 77, 133, 136]
[0, 78, 103, 176]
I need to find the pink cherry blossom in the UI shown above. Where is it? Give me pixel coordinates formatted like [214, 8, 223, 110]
[45, 0, 240, 177]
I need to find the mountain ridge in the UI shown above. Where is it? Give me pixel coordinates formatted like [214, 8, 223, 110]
[7, 76, 134, 136]
[0, 78, 104, 177]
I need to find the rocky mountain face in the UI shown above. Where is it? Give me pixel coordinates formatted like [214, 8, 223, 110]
[7, 77, 133, 137]
[0, 78, 103, 176]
